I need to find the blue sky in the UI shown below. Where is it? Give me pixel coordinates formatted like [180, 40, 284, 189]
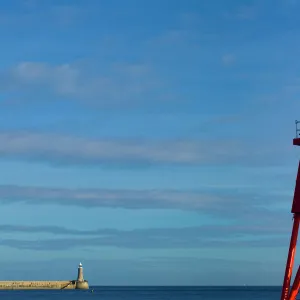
[0, 0, 299, 286]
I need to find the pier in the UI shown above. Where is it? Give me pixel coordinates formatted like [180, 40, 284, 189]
[0, 262, 89, 290]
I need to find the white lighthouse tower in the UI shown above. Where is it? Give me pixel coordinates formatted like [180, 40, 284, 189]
[75, 262, 89, 289]
[77, 262, 84, 282]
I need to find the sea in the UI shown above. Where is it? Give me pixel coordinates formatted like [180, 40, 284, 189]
[0, 286, 284, 300]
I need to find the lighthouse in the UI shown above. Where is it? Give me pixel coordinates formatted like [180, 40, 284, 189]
[75, 262, 89, 290]
[77, 262, 84, 282]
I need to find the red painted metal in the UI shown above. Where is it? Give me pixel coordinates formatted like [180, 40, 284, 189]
[281, 214, 300, 300]
[294, 138, 300, 146]
[281, 125, 300, 299]
[292, 162, 300, 214]
[288, 266, 300, 300]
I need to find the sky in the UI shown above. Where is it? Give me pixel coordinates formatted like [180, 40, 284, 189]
[0, 0, 299, 286]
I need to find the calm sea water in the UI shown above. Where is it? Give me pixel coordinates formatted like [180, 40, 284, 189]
[0, 286, 283, 300]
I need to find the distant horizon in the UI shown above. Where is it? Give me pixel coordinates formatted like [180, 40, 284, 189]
[0, 283, 286, 288]
[85, 285, 283, 287]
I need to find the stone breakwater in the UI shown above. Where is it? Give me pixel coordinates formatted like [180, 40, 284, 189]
[0, 263, 89, 290]
[0, 280, 77, 290]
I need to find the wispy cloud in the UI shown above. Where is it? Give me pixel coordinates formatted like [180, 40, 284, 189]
[0, 131, 293, 167]
[235, 6, 256, 20]
[0, 2, 87, 27]
[222, 54, 236, 66]
[0, 185, 247, 211]
[0, 223, 290, 250]
[0, 61, 162, 105]
[0, 184, 290, 220]
[0, 234, 288, 251]
[0, 223, 289, 237]
[0, 131, 237, 166]
[223, 5, 257, 21]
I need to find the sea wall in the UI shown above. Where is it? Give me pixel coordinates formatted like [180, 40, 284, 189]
[0, 280, 77, 290]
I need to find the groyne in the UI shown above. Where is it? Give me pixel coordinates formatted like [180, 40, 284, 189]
[0, 263, 89, 290]
[0, 280, 77, 290]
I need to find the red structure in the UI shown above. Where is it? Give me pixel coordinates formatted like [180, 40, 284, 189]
[281, 121, 300, 300]
[289, 266, 300, 300]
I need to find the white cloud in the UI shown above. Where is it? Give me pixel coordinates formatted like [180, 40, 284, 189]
[222, 54, 236, 66]
[1, 61, 162, 104]
[0, 131, 236, 165]
[0, 183, 287, 218]
[223, 5, 256, 21]
[0, 130, 294, 167]
[10, 62, 80, 94]
[0, 223, 289, 237]
[0, 223, 290, 250]
[0, 185, 226, 210]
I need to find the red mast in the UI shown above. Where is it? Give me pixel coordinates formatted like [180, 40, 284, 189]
[281, 120, 300, 300]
